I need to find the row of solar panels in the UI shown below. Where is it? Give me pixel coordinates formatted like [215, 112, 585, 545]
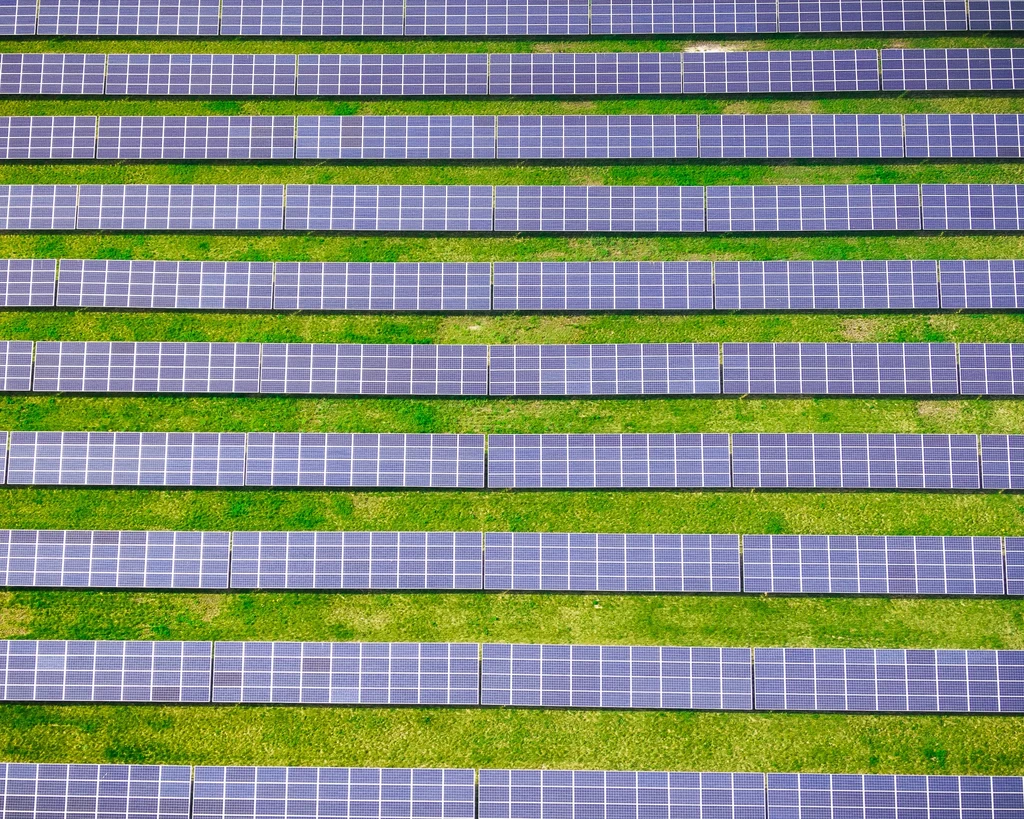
[2, 258, 1021, 312]
[1, 764, 1021, 819]
[0, 431, 1017, 490]
[2, 49, 1023, 96]
[2, 0, 1020, 35]
[0, 639, 1021, 713]
[8, 114, 1024, 161]
[3, 184, 1024, 233]
[0, 341, 1019, 397]
[0, 529, 1021, 596]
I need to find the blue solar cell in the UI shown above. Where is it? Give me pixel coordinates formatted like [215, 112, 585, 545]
[970, 0, 1024, 29]
[405, 0, 589, 34]
[0, 53, 106, 95]
[0, 341, 34, 392]
[221, 0, 404, 34]
[1008, 538, 1024, 595]
[296, 115, 495, 160]
[592, 0, 777, 33]
[496, 115, 698, 160]
[905, 114, 1024, 159]
[881, 48, 1024, 91]
[37, 0, 221, 34]
[105, 54, 297, 96]
[922, 184, 1024, 231]
[683, 50, 880, 94]
[0, 185, 78, 231]
[0, 116, 96, 160]
[489, 53, 684, 95]
[939, 259, 1024, 309]
[96, 115, 295, 160]
[959, 343, 1024, 395]
[980, 435, 1024, 490]
[0, 0, 37, 33]
[0, 259, 57, 307]
[698, 114, 904, 159]
[296, 54, 489, 96]
[778, 1, 968, 31]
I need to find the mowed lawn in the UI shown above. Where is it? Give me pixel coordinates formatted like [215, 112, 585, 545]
[0, 33, 1022, 776]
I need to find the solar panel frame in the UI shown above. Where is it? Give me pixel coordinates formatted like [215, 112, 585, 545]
[229, 530, 484, 590]
[0, 0, 37, 34]
[0, 116, 97, 160]
[778, 0, 969, 31]
[96, 115, 295, 160]
[0, 53, 106, 95]
[969, 0, 1024, 29]
[698, 114, 904, 160]
[296, 54, 489, 97]
[37, 0, 221, 34]
[488, 53, 684, 96]
[495, 115, 699, 160]
[105, 54, 298, 96]
[881, 48, 1024, 91]
[741, 535, 1006, 595]
[591, 0, 778, 33]
[296, 115, 496, 160]
[405, 0, 590, 35]
[922, 184, 1024, 232]
[0, 433, 7, 486]
[482, 532, 742, 593]
[905, 114, 1024, 159]
[220, 0, 405, 35]
[959, 343, 1024, 395]
[0, 185, 79, 231]
[211, 641, 481, 705]
[939, 259, 1024, 310]
[1008, 537, 1024, 596]
[682, 50, 881, 94]
[979, 434, 1024, 490]
[0, 259, 57, 307]
[0, 340, 34, 392]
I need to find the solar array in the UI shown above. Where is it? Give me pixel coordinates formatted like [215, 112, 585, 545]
[37, 0, 221, 34]
[0, 640, 213, 703]
[939, 259, 1024, 309]
[0, 259, 56, 307]
[0, 53, 106, 94]
[296, 115, 495, 160]
[753, 648, 1024, 713]
[959, 343, 1024, 395]
[295, 54, 489, 96]
[1009, 538, 1024, 596]
[489, 52, 684, 95]
[0, 185, 78, 230]
[496, 114, 698, 160]
[591, 0, 777, 33]
[0, 116, 96, 159]
[980, 434, 1024, 490]
[970, 0, 1024, 30]
[923, 184, 1024, 232]
[906, 114, 1024, 159]
[405, 0, 589, 35]
[699, 114, 904, 159]
[105, 53, 298, 96]
[881, 48, 1024, 91]
[220, 0, 405, 35]
[97, 115, 294, 160]
[211, 641, 481, 705]
[741, 535, 1006, 595]
[0, 0, 37, 34]
[681, 50, 880, 94]
[777, 0, 970, 31]
[0, 341, 33, 392]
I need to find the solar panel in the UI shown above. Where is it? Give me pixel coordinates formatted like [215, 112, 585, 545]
[220, 0, 404, 34]
[0, 640, 213, 702]
[0, 185, 78, 231]
[405, 0, 589, 34]
[492, 261, 714, 311]
[0, 0, 37, 33]
[244, 433, 486, 488]
[591, 0, 777, 33]
[0, 341, 34, 392]
[979, 434, 1024, 490]
[939, 259, 1024, 310]
[296, 115, 495, 160]
[970, 0, 1024, 29]
[488, 53, 684, 95]
[481, 643, 753, 709]
[905, 114, 1024, 159]
[105, 54, 298, 96]
[722, 342, 959, 395]
[778, 0, 968, 31]
[741, 535, 1006, 595]
[488, 343, 721, 396]
[482, 532, 742, 592]
[479, 770, 767, 819]
[754, 647, 1024, 713]
[193, 767, 476, 819]
[1008, 538, 1024, 595]
[959, 343, 1024, 395]
[494, 186, 705, 233]
[0, 258, 57, 307]
[706, 185, 922, 232]
[37, 0, 221, 34]
[0, 763, 193, 819]
[32, 341, 261, 394]
[682, 50, 880, 94]
[714, 260, 940, 311]
[881, 48, 1024, 91]
[0, 433, 7, 485]
[698, 114, 904, 159]
[6, 431, 248, 487]
[211, 642, 480, 705]
[96, 116, 295, 160]
[495, 115, 698, 159]
[0, 529, 230, 589]
[229, 531, 484, 590]
[731, 433, 982, 490]
[922, 184, 1024, 231]
[0, 116, 96, 159]
[0, 53, 106, 95]
[486, 433, 733, 489]
[272, 262, 491, 311]
[296, 54, 489, 96]
[76, 184, 286, 231]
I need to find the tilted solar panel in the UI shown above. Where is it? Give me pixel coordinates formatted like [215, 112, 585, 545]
[1008, 538, 1024, 595]
[0, 258, 57, 307]
[778, 0, 968, 31]
[481, 643, 753, 709]
[244, 433, 486, 488]
[939, 259, 1024, 309]
[0, 763, 193, 819]
[258, 343, 489, 396]
[0, 185, 78, 231]
[922, 184, 1024, 231]
[272, 262, 491, 311]
[211, 642, 480, 705]
[905, 114, 1024, 159]
[37, 0, 221, 34]
[494, 186, 705, 233]
[482, 532, 742, 592]
[881, 48, 1024, 91]
[0, 116, 96, 160]
[496, 115, 698, 160]
[32, 341, 261, 394]
[492, 261, 714, 311]
[722, 342, 959, 395]
[486, 433, 732, 489]
[698, 114, 904, 159]
[405, 0, 589, 34]
[0, 433, 7, 485]
[959, 343, 1024, 395]
[754, 648, 1024, 713]
[488, 343, 721, 396]
[980, 434, 1024, 490]
[220, 0, 404, 34]
[731, 433, 982, 490]
[193, 767, 477, 819]
[229, 530, 484, 590]
[591, 0, 777, 33]
[296, 54, 489, 96]
[296, 115, 495, 160]
[6, 431, 247, 486]
[105, 54, 297, 96]
[0, 529, 230, 589]
[0, 53, 106, 95]
[0, 0, 37, 33]
[0, 341, 34, 392]
[97, 115, 295, 160]
[970, 0, 1024, 29]
[0, 640, 213, 702]
[489, 53, 683, 95]
[714, 260, 940, 311]
[742, 535, 1006, 595]
[682, 50, 880, 94]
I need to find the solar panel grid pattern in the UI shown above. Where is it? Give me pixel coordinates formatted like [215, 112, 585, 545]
[0, 763, 193, 819]
[0, 53, 106, 95]
[0, 640, 213, 702]
[96, 115, 294, 160]
[753, 648, 1024, 713]
[0, 433, 6, 485]
[404, 0, 590, 35]
[36, 0, 221, 34]
[55, 259, 275, 310]
[713, 261, 941, 311]
[881, 48, 1024, 90]
[0, 0, 37, 34]
[0, 341, 34, 392]
[105, 53, 297, 96]
[979, 434, 1024, 490]
[778, 0, 969, 31]
[682, 50, 881, 94]
[591, 0, 778, 33]
[495, 115, 699, 159]
[1008, 538, 1024, 596]
[969, 0, 1024, 30]
[906, 114, 1024, 159]
[296, 115, 496, 160]
[922, 184, 1024, 231]
[488, 53, 684, 95]
[0, 116, 96, 159]
[698, 114, 905, 159]
[491, 261, 715, 311]
[481, 643, 754, 709]
[0, 259, 56, 307]
[488, 343, 721, 396]
[211, 641, 480, 705]
[272, 262, 492, 311]
[296, 54, 489, 96]
[741, 535, 1007, 595]
[220, 0, 404, 35]
[229, 531, 484, 590]
[258, 343, 489, 396]
[0, 185, 78, 230]
[959, 343, 1024, 395]
[482, 532, 742, 593]
[939, 259, 1024, 309]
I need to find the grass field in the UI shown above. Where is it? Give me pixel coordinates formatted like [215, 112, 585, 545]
[0, 31, 1023, 777]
